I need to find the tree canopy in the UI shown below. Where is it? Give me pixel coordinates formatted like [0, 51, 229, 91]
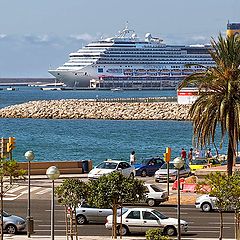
[179, 34, 240, 175]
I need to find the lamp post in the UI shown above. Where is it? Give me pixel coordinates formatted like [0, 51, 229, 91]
[173, 157, 184, 240]
[46, 166, 60, 240]
[24, 150, 35, 238]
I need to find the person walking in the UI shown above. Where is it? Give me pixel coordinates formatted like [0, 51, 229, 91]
[206, 148, 212, 158]
[130, 151, 136, 165]
[187, 148, 193, 165]
[181, 148, 187, 161]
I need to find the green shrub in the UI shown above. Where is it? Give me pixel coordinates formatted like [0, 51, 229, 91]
[145, 228, 170, 240]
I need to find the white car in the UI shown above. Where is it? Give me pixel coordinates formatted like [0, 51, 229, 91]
[195, 194, 217, 212]
[75, 203, 127, 224]
[144, 184, 168, 207]
[154, 162, 191, 182]
[105, 208, 188, 236]
[88, 160, 135, 180]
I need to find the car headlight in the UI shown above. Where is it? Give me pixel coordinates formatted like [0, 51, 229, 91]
[18, 220, 26, 225]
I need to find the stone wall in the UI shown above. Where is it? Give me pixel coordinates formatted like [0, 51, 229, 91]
[0, 99, 191, 120]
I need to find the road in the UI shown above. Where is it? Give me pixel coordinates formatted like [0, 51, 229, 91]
[4, 197, 235, 239]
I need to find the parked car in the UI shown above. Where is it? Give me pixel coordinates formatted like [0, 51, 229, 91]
[154, 162, 191, 182]
[143, 183, 168, 206]
[189, 158, 221, 172]
[221, 156, 240, 165]
[134, 157, 165, 177]
[2, 211, 26, 234]
[195, 194, 235, 212]
[88, 160, 135, 180]
[105, 207, 188, 236]
[76, 203, 126, 224]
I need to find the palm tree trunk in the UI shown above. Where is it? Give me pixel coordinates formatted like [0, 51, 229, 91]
[227, 139, 234, 176]
[227, 112, 235, 176]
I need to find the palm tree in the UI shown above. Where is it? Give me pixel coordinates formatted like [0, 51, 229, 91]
[179, 34, 240, 176]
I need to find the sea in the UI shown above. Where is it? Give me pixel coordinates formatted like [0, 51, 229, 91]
[0, 87, 225, 166]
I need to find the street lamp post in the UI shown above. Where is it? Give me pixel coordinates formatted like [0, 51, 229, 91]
[24, 150, 35, 238]
[173, 157, 184, 240]
[46, 166, 60, 240]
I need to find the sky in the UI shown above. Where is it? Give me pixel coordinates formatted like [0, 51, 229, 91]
[0, 0, 239, 78]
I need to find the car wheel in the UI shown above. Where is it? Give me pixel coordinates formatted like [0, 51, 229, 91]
[117, 225, 129, 236]
[164, 225, 177, 236]
[201, 202, 212, 212]
[129, 172, 134, 180]
[147, 198, 156, 207]
[141, 169, 147, 177]
[76, 214, 87, 225]
[6, 224, 17, 234]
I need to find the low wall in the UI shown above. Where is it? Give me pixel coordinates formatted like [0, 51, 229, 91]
[18, 160, 93, 175]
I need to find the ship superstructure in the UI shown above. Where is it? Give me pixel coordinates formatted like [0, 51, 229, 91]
[48, 25, 214, 88]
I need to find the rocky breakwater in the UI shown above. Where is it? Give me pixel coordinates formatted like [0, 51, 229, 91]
[0, 99, 191, 120]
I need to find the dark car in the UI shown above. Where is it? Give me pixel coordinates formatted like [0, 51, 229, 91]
[221, 156, 240, 165]
[134, 157, 165, 177]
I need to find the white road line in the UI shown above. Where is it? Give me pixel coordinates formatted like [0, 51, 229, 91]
[21, 186, 41, 194]
[189, 226, 231, 229]
[8, 185, 26, 193]
[36, 188, 51, 195]
[3, 193, 24, 201]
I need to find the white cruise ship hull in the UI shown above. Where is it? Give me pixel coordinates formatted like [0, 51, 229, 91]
[48, 69, 94, 87]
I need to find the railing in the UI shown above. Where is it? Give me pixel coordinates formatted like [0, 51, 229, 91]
[89, 96, 177, 103]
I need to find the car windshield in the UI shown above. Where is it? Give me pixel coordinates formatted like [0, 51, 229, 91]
[152, 210, 168, 219]
[161, 163, 175, 169]
[2, 211, 10, 217]
[96, 162, 117, 169]
[149, 184, 163, 192]
[191, 159, 207, 165]
[117, 208, 128, 216]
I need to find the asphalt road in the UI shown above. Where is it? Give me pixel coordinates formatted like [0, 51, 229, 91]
[4, 199, 235, 239]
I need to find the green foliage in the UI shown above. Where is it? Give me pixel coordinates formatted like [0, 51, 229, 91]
[200, 171, 240, 212]
[0, 159, 25, 180]
[179, 34, 240, 175]
[145, 228, 170, 240]
[55, 178, 88, 208]
[87, 171, 145, 208]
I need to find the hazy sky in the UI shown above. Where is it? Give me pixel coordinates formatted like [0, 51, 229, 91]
[0, 0, 239, 77]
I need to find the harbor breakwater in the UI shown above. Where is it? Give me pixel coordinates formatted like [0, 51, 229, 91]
[0, 99, 191, 120]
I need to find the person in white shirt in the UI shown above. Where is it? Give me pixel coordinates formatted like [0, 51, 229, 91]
[130, 151, 136, 165]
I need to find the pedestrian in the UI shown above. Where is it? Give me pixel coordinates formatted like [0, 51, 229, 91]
[187, 148, 193, 164]
[206, 148, 212, 158]
[181, 148, 187, 161]
[130, 151, 136, 165]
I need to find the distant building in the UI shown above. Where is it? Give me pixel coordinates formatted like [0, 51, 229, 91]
[177, 88, 199, 104]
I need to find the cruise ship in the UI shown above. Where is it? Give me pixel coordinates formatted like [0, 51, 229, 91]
[48, 25, 214, 88]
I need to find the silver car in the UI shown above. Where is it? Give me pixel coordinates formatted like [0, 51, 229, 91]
[154, 162, 191, 182]
[2, 211, 26, 234]
[76, 203, 125, 225]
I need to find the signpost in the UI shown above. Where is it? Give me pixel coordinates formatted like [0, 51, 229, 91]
[164, 147, 171, 196]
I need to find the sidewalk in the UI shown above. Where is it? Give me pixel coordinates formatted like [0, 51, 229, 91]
[3, 235, 236, 240]
[4, 235, 145, 240]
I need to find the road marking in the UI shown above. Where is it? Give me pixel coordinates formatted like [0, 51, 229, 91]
[190, 226, 231, 229]
[21, 186, 41, 194]
[36, 188, 51, 195]
[8, 185, 26, 193]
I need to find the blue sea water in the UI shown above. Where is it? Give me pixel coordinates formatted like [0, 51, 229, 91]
[0, 88, 225, 165]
